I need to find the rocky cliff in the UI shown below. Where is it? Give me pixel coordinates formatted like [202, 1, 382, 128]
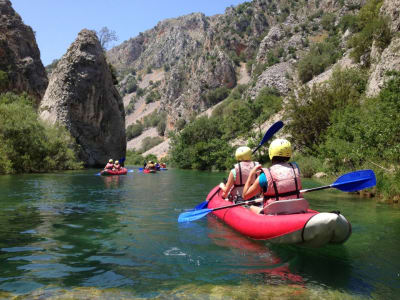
[0, 0, 48, 104]
[105, 0, 400, 159]
[39, 29, 126, 167]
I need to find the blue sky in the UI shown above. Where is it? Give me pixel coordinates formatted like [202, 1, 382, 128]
[11, 0, 247, 66]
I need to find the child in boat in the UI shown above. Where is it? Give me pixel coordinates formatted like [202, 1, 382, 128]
[219, 146, 259, 202]
[104, 159, 114, 170]
[242, 139, 302, 214]
[113, 160, 121, 171]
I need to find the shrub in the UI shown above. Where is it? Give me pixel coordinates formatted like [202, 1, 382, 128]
[126, 122, 143, 140]
[145, 90, 161, 104]
[204, 86, 230, 106]
[321, 14, 336, 31]
[286, 67, 368, 153]
[125, 76, 137, 94]
[0, 93, 82, 174]
[140, 136, 164, 153]
[0, 70, 8, 92]
[298, 36, 343, 83]
[348, 0, 391, 65]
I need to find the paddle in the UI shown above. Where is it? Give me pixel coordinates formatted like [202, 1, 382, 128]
[178, 198, 263, 223]
[178, 169, 376, 223]
[300, 169, 376, 193]
[252, 120, 284, 154]
[187, 121, 284, 211]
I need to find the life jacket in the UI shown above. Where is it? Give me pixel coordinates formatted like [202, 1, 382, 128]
[262, 162, 302, 206]
[114, 164, 121, 170]
[105, 163, 113, 170]
[230, 161, 259, 198]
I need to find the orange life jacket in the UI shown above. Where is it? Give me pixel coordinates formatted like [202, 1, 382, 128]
[262, 162, 302, 206]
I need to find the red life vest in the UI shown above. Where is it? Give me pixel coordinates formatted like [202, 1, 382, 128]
[114, 164, 121, 170]
[230, 161, 259, 198]
[262, 162, 302, 206]
[105, 163, 113, 170]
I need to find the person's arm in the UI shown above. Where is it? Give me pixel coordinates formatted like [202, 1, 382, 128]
[219, 171, 234, 199]
[242, 165, 263, 200]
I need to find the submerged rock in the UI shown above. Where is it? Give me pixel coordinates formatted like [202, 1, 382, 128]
[39, 29, 126, 167]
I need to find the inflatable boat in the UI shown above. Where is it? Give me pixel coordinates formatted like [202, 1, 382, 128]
[100, 168, 128, 176]
[206, 186, 352, 248]
[143, 169, 156, 174]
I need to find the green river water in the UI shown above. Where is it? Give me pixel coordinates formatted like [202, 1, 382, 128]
[0, 168, 399, 299]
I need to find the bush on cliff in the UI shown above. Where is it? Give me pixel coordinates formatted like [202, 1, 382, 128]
[0, 93, 82, 174]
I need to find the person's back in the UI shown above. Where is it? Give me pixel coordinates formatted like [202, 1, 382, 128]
[113, 160, 121, 171]
[219, 146, 259, 201]
[105, 159, 114, 170]
[242, 139, 302, 214]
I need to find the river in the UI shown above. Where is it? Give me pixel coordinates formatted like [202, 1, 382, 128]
[0, 168, 399, 299]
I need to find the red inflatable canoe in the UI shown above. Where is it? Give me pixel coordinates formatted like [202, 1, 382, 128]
[100, 168, 128, 176]
[206, 185, 352, 247]
[143, 169, 156, 173]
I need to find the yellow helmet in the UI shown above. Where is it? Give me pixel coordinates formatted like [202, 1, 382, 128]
[269, 139, 292, 160]
[109, 159, 113, 163]
[115, 160, 119, 164]
[235, 146, 252, 161]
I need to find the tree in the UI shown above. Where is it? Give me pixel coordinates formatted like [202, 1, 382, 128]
[96, 27, 118, 50]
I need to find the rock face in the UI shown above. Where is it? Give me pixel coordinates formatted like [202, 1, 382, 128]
[39, 29, 126, 167]
[0, 0, 47, 103]
[366, 0, 400, 96]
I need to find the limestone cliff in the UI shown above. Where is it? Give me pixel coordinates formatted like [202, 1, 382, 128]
[0, 0, 48, 104]
[39, 29, 126, 167]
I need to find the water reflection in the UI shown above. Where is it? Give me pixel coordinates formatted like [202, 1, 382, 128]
[206, 216, 304, 284]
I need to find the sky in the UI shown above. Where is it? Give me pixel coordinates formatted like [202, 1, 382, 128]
[11, 0, 248, 66]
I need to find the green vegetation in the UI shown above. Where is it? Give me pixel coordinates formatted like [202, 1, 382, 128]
[285, 68, 400, 200]
[126, 122, 143, 140]
[169, 86, 282, 170]
[0, 70, 9, 92]
[125, 149, 157, 166]
[298, 35, 343, 83]
[141, 136, 164, 153]
[203, 86, 230, 106]
[0, 93, 82, 174]
[348, 0, 391, 66]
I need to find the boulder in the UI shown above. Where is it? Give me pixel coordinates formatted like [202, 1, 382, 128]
[39, 29, 126, 167]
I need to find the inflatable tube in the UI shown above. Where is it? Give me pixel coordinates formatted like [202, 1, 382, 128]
[143, 169, 156, 174]
[100, 168, 128, 176]
[206, 185, 351, 248]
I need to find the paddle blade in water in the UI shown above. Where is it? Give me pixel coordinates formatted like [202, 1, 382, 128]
[332, 169, 376, 192]
[178, 208, 212, 223]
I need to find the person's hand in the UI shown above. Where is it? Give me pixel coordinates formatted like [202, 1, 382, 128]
[250, 164, 262, 175]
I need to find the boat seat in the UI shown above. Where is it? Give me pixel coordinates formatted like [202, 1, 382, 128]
[262, 198, 309, 215]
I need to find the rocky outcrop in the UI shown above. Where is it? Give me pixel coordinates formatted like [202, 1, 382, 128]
[0, 0, 47, 103]
[367, 36, 400, 96]
[39, 29, 126, 167]
[366, 0, 400, 96]
[249, 62, 293, 98]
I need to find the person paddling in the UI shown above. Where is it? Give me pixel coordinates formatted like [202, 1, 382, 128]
[242, 139, 303, 214]
[219, 146, 260, 202]
[104, 159, 114, 170]
[113, 160, 121, 171]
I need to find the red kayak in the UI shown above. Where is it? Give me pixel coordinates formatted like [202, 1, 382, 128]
[206, 185, 352, 247]
[100, 168, 128, 176]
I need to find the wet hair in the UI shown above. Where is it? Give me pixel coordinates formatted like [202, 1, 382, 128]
[271, 156, 290, 164]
